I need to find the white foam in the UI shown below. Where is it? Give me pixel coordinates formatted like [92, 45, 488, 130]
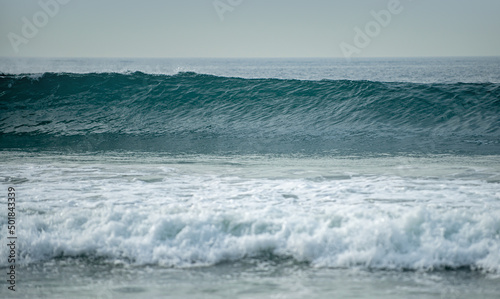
[1, 154, 499, 272]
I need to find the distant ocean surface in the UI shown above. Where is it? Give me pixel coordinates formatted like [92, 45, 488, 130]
[1, 57, 500, 298]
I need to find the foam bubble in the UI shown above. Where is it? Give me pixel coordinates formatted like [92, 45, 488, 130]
[2, 156, 499, 272]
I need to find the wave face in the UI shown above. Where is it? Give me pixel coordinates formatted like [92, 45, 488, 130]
[1, 72, 499, 154]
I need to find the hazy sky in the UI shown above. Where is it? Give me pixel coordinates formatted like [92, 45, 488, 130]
[1, 0, 499, 58]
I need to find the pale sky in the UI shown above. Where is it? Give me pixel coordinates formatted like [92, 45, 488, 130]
[1, 0, 499, 58]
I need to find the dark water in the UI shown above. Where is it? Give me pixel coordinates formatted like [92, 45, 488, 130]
[1, 72, 499, 154]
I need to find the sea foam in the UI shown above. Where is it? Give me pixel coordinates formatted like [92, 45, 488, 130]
[2, 160, 499, 272]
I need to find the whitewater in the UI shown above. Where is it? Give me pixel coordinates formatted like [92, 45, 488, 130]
[1, 57, 500, 298]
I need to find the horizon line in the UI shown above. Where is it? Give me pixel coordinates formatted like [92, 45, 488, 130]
[1, 55, 500, 60]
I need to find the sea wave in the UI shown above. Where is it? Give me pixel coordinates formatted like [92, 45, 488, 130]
[3, 180, 499, 272]
[1, 72, 499, 154]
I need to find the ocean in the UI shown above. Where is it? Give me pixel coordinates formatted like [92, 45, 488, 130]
[1, 57, 500, 298]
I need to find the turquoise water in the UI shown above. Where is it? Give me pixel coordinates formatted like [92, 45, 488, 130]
[1, 71, 499, 154]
